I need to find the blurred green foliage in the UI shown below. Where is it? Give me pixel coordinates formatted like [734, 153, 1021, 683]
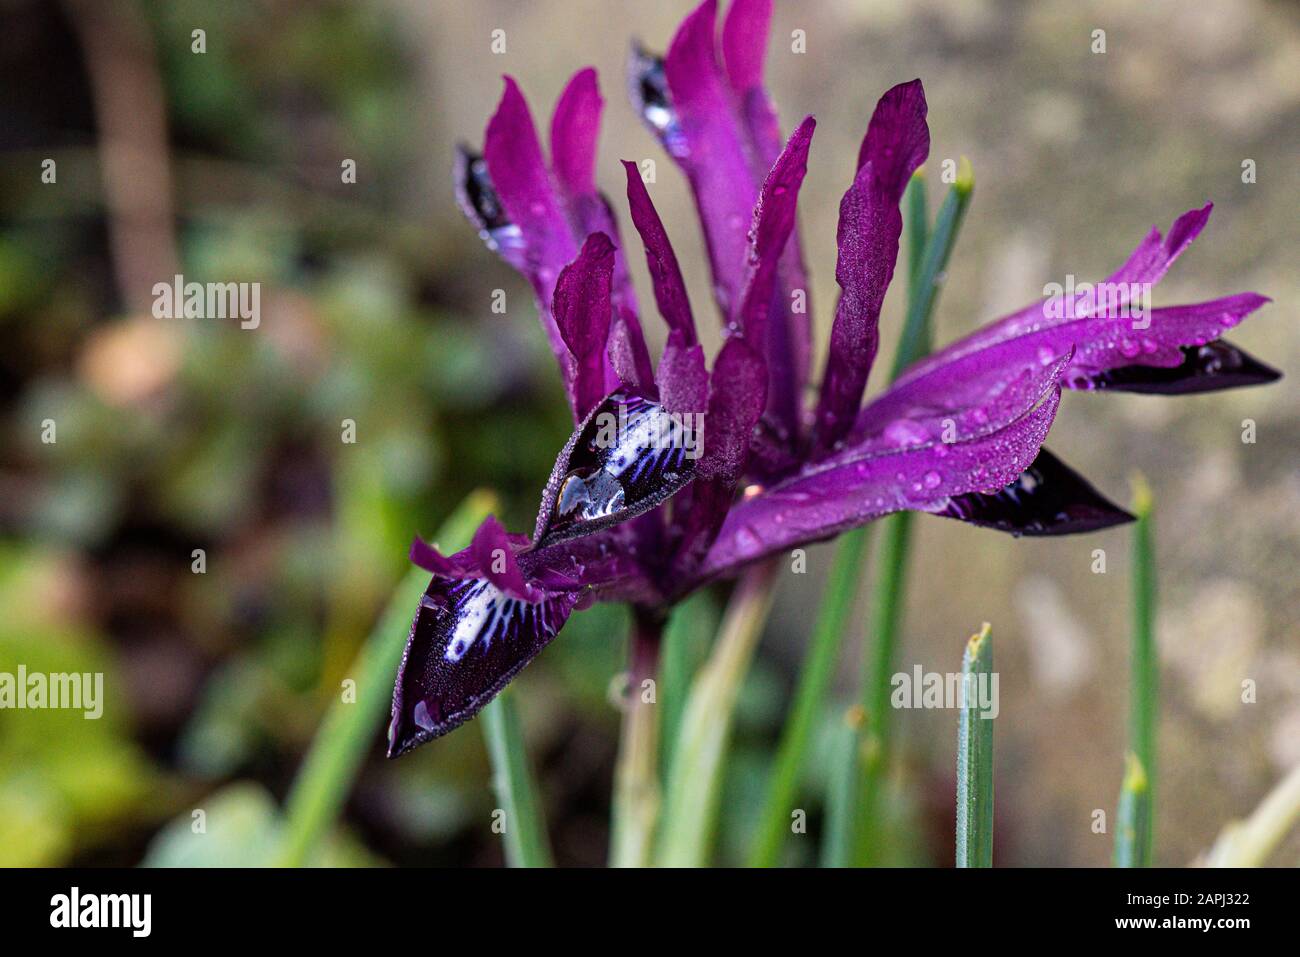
[0, 546, 158, 866]
[0, 0, 605, 866]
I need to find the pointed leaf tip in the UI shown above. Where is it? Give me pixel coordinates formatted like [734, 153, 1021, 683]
[1130, 472, 1153, 518]
[966, 622, 992, 658]
[955, 156, 975, 194]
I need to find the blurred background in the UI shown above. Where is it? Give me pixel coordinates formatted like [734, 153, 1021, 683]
[1, 0, 1296, 867]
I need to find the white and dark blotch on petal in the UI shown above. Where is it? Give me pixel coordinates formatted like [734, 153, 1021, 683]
[388, 574, 578, 756]
[534, 392, 699, 548]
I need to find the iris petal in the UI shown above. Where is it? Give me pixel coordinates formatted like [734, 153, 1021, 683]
[722, 0, 813, 434]
[533, 392, 701, 548]
[939, 447, 1135, 536]
[553, 232, 617, 421]
[388, 574, 579, 755]
[813, 79, 929, 454]
[622, 160, 697, 346]
[1084, 339, 1281, 395]
[699, 388, 1060, 584]
[901, 205, 1216, 381]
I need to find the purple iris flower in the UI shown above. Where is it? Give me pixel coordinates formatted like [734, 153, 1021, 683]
[388, 0, 1278, 757]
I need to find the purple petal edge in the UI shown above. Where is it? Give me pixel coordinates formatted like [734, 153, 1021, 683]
[553, 232, 617, 422]
[698, 388, 1061, 583]
[813, 80, 929, 454]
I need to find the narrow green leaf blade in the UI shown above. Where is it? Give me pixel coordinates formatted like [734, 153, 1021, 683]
[1116, 475, 1157, 867]
[278, 489, 497, 866]
[956, 623, 994, 868]
[659, 591, 719, 778]
[1114, 751, 1151, 868]
[820, 707, 865, 868]
[656, 561, 778, 867]
[751, 527, 870, 867]
[482, 687, 554, 868]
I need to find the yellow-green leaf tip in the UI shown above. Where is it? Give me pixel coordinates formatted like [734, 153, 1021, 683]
[966, 621, 992, 658]
[1122, 751, 1149, 794]
[1129, 472, 1153, 518]
[955, 156, 975, 195]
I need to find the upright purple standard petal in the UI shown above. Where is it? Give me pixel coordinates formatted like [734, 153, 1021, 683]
[550, 67, 602, 201]
[721, 0, 770, 98]
[633, 2, 811, 439]
[622, 160, 698, 346]
[608, 304, 658, 397]
[699, 339, 768, 485]
[812, 80, 929, 454]
[551, 69, 645, 336]
[661, 0, 760, 319]
[735, 116, 816, 345]
[854, 78, 931, 182]
[553, 232, 617, 422]
[722, 0, 815, 431]
[622, 157, 708, 413]
[483, 78, 579, 347]
[657, 334, 709, 414]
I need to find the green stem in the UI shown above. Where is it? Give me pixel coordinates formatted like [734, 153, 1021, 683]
[1114, 752, 1151, 868]
[657, 560, 779, 867]
[658, 592, 717, 778]
[750, 527, 870, 867]
[906, 171, 929, 289]
[820, 706, 866, 867]
[891, 159, 974, 379]
[278, 490, 497, 867]
[482, 688, 553, 867]
[1117, 475, 1156, 866]
[855, 510, 913, 862]
[956, 623, 994, 867]
[609, 607, 664, 868]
